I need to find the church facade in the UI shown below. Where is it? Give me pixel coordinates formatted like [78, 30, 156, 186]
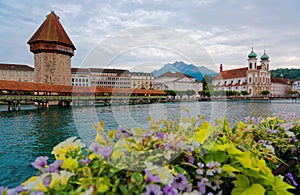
[212, 48, 271, 96]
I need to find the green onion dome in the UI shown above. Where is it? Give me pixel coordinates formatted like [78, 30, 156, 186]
[248, 48, 257, 58]
[261, 51, 269, 60]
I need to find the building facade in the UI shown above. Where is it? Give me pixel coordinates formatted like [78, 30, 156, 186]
[71, 68, 131, 88]
[293, 80, 300, 93]
[131, 72, 154, 89]
[71, 68, 90, 86]
[0, 64, 34, 82]
[27, 11, 76, 86]
[271, 77, 292, 96]
[154, 71, 202, 92]
[212, 48, 271, 96]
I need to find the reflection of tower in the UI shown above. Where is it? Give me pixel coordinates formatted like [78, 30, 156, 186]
[27, 11, 76, 85]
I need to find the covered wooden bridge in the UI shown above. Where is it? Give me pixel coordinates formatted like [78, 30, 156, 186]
[0, 80, 166, 110]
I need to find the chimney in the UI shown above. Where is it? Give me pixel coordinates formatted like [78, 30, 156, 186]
[220, 64, 223, 72]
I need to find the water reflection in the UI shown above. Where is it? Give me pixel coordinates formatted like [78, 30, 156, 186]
[0, 101, 299, 187]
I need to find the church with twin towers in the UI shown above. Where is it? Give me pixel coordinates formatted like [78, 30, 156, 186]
[212, 47, 271, 96]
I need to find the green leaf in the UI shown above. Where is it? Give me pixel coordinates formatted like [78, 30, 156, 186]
[119, 184, 129, 195]
[222, 164, 240, 175]
[130, 173, 144, 185]
[271, 176, 295, 195]
[81, 167, 92, 178]
[241, 183, 265, 195]
[174, 166, 185, 174]
[108, 167, 121, 178]
[232, 174, 250, 195]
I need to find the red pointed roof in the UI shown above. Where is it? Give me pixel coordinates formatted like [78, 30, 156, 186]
[27, 11, 75, 50]
[213, 67, 248, 80]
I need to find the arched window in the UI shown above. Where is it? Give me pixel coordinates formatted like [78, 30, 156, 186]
[249, 63, 252, 69]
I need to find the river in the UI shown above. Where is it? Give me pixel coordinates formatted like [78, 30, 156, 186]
[0, 100, 299, 187]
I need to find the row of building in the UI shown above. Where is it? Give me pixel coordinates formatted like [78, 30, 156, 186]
[0, 63, 202, 92]
[2, 11, 297, 97]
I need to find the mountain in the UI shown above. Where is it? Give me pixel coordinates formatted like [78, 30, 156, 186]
[271, 68, 300, 81]
[152, 61, 217, 81]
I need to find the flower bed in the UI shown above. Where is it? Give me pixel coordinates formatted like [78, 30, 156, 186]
[1, 112, 300, 194]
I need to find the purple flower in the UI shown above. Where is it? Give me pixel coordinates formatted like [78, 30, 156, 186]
[145, 170, 160, 183]
[197, 178, 209, 194]
[287, 172, 298, 186]
[143, 184, 162, 195]
[163, 185, 178, 195]
[116, 126, 129, 138]
[258, 140, 266, 144]
[89, 142, 101, 153]
[214, 162, 222, 174]
[291, 147, 298, 154]
[99, 146, 112, 157]
[31, 191, 45, 195]
[80, 156, 91, 166]
[46, 160, 63, 173]
[43, 176, 50, 187]
[31, 156, 49, 171]
[89, 143, 112, 157]
[267, 129, 273, 134]
[206, 161, 215, 176]
[196, 163, 205, 175]
[184, 154, 194, 164]
[172, 174, 188, 191]
[210, 175, 223, 191]
[157, 132, 164, 139]
[273, 130, 279, 134]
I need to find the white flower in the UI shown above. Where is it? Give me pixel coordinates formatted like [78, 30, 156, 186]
[265, 145, 275, 154]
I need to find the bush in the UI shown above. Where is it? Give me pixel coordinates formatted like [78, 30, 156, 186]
[1, 113, 299, 194]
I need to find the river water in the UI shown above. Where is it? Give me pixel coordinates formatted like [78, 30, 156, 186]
[0, 100, 299, 187]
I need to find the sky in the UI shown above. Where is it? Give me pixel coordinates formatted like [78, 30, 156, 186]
[0, 0, 299, 73]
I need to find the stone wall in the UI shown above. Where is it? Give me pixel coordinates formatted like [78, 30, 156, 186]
[34, 52, 71, 86]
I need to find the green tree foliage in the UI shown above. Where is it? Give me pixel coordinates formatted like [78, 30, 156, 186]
[241, 91, 249, 96]
[271, 68, 300, 81]
[261, 90, 270, 95]
[201, 74, 214, 90]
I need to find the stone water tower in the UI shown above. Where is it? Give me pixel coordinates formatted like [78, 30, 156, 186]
[27, 11, 76, 86]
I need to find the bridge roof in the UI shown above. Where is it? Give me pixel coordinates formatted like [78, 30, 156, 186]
[0, 80, 166, 95]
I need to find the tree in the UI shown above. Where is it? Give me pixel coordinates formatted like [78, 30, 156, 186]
[241, 91, 249, 96]
[201, 75, 214, 90]
[261, 90, 270, 96]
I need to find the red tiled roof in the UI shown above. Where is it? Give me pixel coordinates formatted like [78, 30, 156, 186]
[0, 80, 166, 95]
[213, 67, 247, 80]
[71, 68, 89, 73]
[271, 77, 291, 85]
[27, 12, 75, 50]
[0, 64, 33, 71]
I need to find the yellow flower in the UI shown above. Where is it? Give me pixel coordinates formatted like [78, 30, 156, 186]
[23, 174, 48, 192]
[49, 173, 61, 188]
[60, 170, 74, 185]
[153, 167, 174, 185]
[22, 176, 38, 186]
[89, 153, 96, 160]
[51, 137, 85, 159]
[61, 157, 79, 171]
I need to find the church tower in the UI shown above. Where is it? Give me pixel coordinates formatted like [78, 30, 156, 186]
[27, 11, 75, 86]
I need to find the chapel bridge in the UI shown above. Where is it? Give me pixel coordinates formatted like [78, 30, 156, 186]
[0, 80, 167, 110]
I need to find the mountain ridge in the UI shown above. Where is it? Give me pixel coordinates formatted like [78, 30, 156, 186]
[152, 61, 217, 81]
